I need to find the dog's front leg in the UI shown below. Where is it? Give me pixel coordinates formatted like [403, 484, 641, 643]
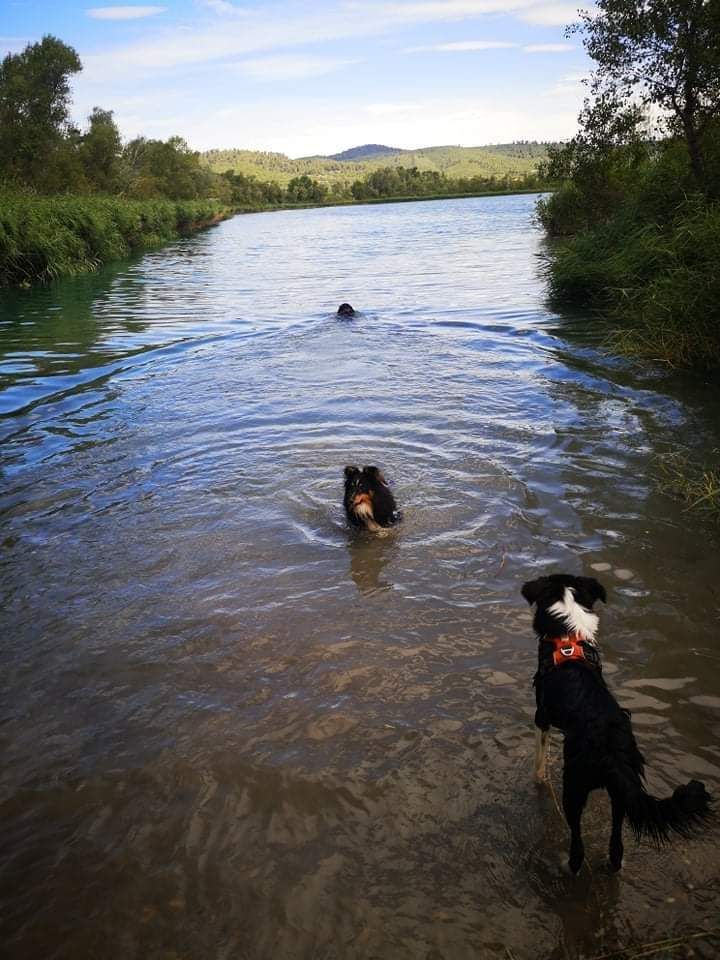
[534, 727, 549, 782]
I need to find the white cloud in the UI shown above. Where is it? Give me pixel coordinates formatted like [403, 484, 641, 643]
[518, 3, 582, 26]
[79, 0, 583, 79]
[407, 40, 517, 52]
[238, 54, 360, 81]
[201, 0, 235, 12]
[524, 42, 575, 52]
[87, 5, 167, 19]
[545, 71, 587, 97]
[238, 95, 579, 155]
[365, 102, 426, 115]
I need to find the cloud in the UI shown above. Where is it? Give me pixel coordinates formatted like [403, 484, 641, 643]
[238, 54, 360, 81]
[199, 0, 247, 14]
[545, 71, 587, 97]
[79, 0, 583, 79]
[407, 40, 517, 52]
[86, 5, 167, 20]
[524, 43, 575, 52]
[365, 102, 426, 116]
[518, 3, 582, 26]
[182, 94, 581, 155]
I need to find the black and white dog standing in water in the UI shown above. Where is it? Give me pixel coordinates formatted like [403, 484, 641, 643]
[522, 574, 712, 874]
[343, 466, 401, 533]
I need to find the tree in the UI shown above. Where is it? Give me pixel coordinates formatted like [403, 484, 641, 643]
[574, 0, 720, 188]
[79, 107, 123, 193]
[0, 36, 82, 187]
[286, 175, 327, 203]
[122, 135, 214, 200]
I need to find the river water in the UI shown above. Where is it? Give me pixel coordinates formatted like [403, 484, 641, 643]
[1, 195, 719, 960]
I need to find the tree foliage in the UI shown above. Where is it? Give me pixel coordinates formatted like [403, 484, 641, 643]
[573, 0, 720, 189]
[79, 108, 123, 193]
[0, 35, 82, 190]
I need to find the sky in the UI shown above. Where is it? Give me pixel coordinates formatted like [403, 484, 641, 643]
[1, 1, 594, 156]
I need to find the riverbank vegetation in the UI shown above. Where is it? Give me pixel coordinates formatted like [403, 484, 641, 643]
[538, 0, 720, 370]
[0, 36, 233, 284]
[658, 451, 720, 524]
[0, 195, 228, 286]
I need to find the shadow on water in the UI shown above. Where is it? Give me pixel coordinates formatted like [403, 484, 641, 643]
[347, 529, 400, 595]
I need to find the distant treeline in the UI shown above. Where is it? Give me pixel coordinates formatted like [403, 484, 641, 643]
[222, 167, 546, 208]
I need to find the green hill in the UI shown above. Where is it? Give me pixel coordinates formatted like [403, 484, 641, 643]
[201, 142, 553, 187]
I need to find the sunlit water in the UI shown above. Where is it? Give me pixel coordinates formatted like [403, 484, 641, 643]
[1, 195, 719, 960]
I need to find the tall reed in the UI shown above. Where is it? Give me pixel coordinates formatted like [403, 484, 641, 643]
[0, 195, 229, 286]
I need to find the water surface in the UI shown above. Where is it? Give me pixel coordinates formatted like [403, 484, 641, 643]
[2, 195, 719, 959]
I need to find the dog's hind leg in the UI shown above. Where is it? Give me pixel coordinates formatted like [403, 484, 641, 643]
[608, 789, 625, 872]
[534, 727, 549, 782]
[562, 779, 589, 875]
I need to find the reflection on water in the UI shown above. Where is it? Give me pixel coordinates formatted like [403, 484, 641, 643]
[1, 196, 719, 960]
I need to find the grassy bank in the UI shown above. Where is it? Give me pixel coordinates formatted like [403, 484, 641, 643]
[0, 195, 232, 286]
[540, 198, 720, 368]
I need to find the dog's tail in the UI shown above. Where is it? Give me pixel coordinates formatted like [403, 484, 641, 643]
[606, 711, 713, 844]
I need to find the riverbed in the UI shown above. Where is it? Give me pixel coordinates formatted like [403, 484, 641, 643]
[1, 194, 719, 959]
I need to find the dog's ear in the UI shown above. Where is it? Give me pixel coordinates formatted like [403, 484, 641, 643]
[521, 578, 545, 605]
[578, 576, 607, 605]
[344, 465, 359, 478]
[363, 465, 387, 484]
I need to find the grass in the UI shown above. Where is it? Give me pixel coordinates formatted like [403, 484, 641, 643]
[541, 200, 720, 368]
[586, 928, 719, 959]
[658, 450, 720, 522]
[0, 194, 230, 286]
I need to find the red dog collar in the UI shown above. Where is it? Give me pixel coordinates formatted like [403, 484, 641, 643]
[548, 633, 592, 668]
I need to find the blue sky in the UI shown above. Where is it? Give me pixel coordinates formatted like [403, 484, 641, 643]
[2, 1, 593, 156]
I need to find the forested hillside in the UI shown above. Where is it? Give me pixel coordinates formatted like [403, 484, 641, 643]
[202, 142, 552, 187]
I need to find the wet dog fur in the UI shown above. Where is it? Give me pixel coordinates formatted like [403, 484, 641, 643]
[343, 465, 400, 532]
[522, 573, 712, 874]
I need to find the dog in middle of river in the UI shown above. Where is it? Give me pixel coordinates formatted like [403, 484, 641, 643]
[343, 465, 401, 533]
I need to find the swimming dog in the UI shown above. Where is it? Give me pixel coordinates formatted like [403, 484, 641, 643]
[522, 573, 712, 874]
[343, 465, 400, 532]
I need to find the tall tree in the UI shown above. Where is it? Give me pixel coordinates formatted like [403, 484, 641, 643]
[80, 107, 123, 193]
[0, 36, 82, 187]
[575, 0, 720, 187]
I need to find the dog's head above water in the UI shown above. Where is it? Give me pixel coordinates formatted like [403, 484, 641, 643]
[521, 573, 607, 642]
[343, 465, 399, 532]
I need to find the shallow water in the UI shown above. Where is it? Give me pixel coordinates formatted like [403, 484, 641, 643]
[1, 195, 719, 960]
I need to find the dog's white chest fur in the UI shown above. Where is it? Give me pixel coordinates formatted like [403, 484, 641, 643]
[548, 587, 599, 642]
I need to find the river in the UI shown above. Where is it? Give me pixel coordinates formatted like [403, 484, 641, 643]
[1, 194, 719, 959]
